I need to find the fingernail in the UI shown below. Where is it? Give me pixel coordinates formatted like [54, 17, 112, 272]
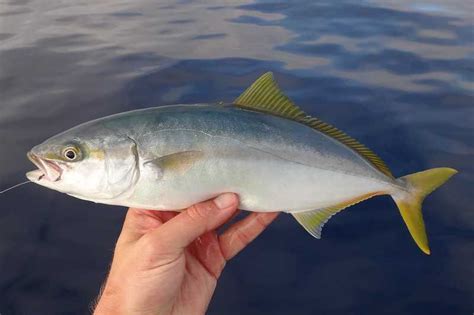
[214, 193, 236, 209]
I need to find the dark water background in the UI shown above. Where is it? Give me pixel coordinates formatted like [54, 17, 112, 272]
[0, 0, 473, 314]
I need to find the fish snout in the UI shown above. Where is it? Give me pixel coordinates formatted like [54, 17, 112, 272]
[27, 151, 63, 182]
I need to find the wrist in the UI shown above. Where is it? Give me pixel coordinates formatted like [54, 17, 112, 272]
[93, 281, 125, 315]
[94, 300, 120, 315]
[94, 294, 125, 315]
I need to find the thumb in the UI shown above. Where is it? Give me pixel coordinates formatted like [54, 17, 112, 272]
[150, 193, 239, 251]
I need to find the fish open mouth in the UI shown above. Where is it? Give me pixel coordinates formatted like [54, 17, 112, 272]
[27, 152, 63, 182]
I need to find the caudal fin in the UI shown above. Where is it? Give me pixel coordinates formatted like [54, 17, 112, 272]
[392, 167, 457, 255]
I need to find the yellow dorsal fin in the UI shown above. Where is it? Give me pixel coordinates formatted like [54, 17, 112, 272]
[234, 72, 306, 120]
[234, 72, 394, 178]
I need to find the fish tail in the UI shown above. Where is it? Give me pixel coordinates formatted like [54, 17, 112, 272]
[391, 167, 457, 255]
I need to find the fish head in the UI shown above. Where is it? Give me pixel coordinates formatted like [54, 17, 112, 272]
[26, 124, 139, 201]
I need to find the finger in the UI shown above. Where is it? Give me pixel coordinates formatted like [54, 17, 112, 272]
[154, 211, 179, 223]
[220, 209, 242, 228]
[149, 193, 239, 252]
[191, 231, 225, 278]
[219, 212, 279, 260]
[118, 209, 178, 245]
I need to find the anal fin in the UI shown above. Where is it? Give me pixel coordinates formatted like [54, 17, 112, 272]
[291, 192, 382, 238]
[292, 208, 335, 239]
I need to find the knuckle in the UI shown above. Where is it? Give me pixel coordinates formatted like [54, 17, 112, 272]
[186, 203, 214, 221]
[140, 232, 170, 255]
[138, 234, 174, 265]
[141, 233, 160, 252]
[255, 214, 270, 229]
[235, 228, 253, 247]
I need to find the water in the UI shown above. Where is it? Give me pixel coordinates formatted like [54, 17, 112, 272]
[0, 0, 472, 314]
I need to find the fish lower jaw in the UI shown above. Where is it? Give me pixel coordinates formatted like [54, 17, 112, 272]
[26, 169, 45, 182]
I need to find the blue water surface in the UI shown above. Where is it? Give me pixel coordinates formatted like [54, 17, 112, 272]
[0, 0, 473, 314]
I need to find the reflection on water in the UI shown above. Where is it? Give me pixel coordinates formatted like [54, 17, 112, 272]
[0, 0, 472, 314]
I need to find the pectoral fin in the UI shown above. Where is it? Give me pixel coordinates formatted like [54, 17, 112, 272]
[144, 151, 205, 179]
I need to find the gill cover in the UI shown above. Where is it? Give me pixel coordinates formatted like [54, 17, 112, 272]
[101, 137, 140, 199]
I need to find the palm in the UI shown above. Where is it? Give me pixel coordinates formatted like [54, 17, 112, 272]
[98, 201, 278, 315]
[171, 231, 227, 314]
[125, 208, 278, 315]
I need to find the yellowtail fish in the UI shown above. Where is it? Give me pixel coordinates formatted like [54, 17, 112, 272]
[25, 72, 457, 254]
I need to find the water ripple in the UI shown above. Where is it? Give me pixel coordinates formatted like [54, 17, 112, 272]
[0, 1, 472, 314]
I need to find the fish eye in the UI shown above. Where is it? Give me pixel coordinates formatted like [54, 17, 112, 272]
[63, 146, 80, 161]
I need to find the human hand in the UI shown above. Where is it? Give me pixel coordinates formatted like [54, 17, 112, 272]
[93, 193, 278, 315]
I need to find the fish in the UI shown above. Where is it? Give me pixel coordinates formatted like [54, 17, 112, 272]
[26, 72, 457, 254]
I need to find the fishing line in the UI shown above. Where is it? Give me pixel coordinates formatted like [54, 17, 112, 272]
[0, 180, 31, 194]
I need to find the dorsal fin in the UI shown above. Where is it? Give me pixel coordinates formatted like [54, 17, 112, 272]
[234, 72, 306, 120]
[234, 72, 394, 178]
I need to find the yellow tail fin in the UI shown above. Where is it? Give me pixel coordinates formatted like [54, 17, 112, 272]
[392, 167, 457, 255]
